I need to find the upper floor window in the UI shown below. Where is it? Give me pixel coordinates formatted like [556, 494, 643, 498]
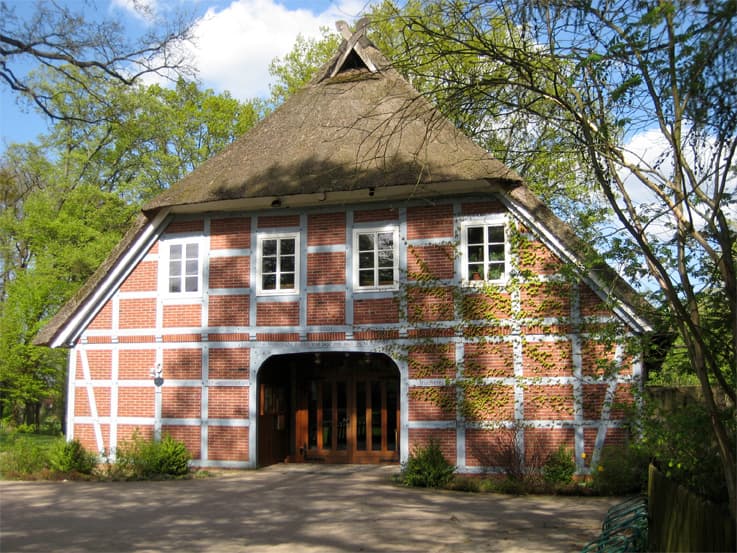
[258, 233, 299, 295]
[462, 220, 508, 283]
[354, 227, 398, 290]
[162, 239, 202, 295]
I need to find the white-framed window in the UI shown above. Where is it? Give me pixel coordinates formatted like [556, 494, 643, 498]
[461, 217, 508, 283]
[161, 238, 203, 296]
[257, 233, 299, 295]
[353, 226, 399, 290]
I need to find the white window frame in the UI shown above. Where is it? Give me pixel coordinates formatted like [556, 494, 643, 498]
[256, 232, 300, 296]
[460, 216, 509, 285]
[159, 236, 204, 298]
[352, 225, 399, 291]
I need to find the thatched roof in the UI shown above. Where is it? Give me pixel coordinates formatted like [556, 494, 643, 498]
[142, 23, 520, 214]
[34, 22, 651, 347]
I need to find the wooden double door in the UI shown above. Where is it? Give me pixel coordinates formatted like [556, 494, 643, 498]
[298, 365, 399, 463]
[258, 353, 399, 465]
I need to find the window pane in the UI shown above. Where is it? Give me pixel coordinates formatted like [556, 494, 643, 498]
[169, 244, 182, 259]
[358, 270, 375, 287]
[487, 264, 503, 280]
[469, 263, 484, 279]
[169, 259, 181, 277]
[262, 239, 277, 256]
[169, 277, 181, 293]
[377, 232, 393, 250]
[281, 255, 295, 272]
[488, 243, 504, 261]
[359, 252, 374, 269]
[262, 257, 277, 273]
[358, 233, 374, 251]
[185, 276, 198, 292]
[262, 274, 276, 290]
[185, 243, 199, 258]
[185, 259, 198, 275]
[378, 269, 394, 286]
[487, 226, 504, 243]
[377, 250, 394, 268]
[280, 273, 295, 289]
[467, 226, 483, 244]
[280, 238, 295, 255]
[468, 245, 484, 263]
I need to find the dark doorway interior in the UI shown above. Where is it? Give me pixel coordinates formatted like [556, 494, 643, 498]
[257, 352, 400, 466]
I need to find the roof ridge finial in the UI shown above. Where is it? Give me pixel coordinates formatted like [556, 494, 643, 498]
[330, 17, 376, 77]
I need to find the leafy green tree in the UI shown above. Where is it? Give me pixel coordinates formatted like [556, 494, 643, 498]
[380, 0, 735, 518]
[0, 77, 261, 427]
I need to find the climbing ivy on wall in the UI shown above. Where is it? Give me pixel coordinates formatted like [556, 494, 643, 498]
[393, 212, 642, 472]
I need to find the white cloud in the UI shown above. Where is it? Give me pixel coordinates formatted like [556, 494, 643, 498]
[188, 0, 366, 100]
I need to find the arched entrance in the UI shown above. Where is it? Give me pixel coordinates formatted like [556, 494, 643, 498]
[257, 352, 400, 466]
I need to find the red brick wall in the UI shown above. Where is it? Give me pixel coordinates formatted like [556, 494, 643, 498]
[74, 387, 111, 417]
[307, 252, 345, 285]
[407, 245, 454, 280]
[165, 220, 204, 234]
[163, 304, 201, 328]
[406, 205, 453, 239]
[208, 295, 249, 327]
[208, 387, 248, 418]
[408, 344, 456, 379]
[353, 297, 399, 324]
[119, 350, 156, 380]
[516, 240, 564, 275]
[524, 385, 575, 420]
[407, 286, 455, 322]
[460, 200, 505, 215]
[120, 260, 157, 292]
[258, 214, 299, 228]
[465, 427, 518, 467]
[119, 298, 156, 329]
[464, 342, 514, 377]
[209, 347, 250, 379]
[256, 302, 299, 326]
[77, 350, 112, 380]
[210, 217, 250, 250]
[208, 426, 248, 461]
[307, 293, 345, 325]
[162, 387, 201, 418]
[209, 256, 249, 288]
[522, 341, 573, 377]
[520, 282, 571, 319]
[463, 384, 514, 421]
[118, 387, 155, 417]
[163, 349, 201, 380]
[308, 212, 345, 245]
[354, 208, 398, 223]
[408, 386, 455, 421]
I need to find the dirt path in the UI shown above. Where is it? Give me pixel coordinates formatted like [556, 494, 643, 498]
[0, 465, 616, 552]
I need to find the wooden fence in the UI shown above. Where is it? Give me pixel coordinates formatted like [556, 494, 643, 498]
[648, 464, 735, 552]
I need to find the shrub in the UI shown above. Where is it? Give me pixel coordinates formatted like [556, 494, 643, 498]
[542, 445, 576, 486]
[400, 440, 455, 488]
[0, 435, 48, 476]
[48, 439, 97, 474]
[115, 432, 191, 479]
[592, 445, 648, 495]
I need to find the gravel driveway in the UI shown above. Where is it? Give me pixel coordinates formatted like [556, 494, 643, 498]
[0, 464, 616, 552]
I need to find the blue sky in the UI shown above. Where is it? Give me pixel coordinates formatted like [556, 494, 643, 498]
[0, 0, 367, 148]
